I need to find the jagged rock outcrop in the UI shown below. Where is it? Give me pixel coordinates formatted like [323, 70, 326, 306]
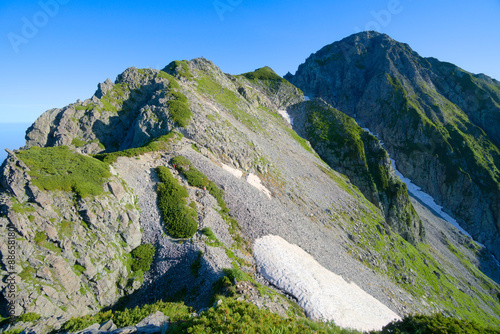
[0, 149, 142, 327]
[239, 66, 304, 109]
[25, 67, 178, 153]
[287, 31, 500, 259]
[288, 98, 424, 245]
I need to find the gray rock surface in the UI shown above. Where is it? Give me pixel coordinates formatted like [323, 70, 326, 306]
[288, 98, 424, 245]
[2, 55, 500, 332]
[287, 31, 500, 261]
[0, 150, 142, 326]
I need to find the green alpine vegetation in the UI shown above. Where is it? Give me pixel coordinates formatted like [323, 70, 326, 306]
[130, 244, 155, 272]
[61, 300, 191, 332]
[16, 146, 111, 197]
[172, 156, 226, 212]
[94, 132, 182, 164]
[240, 66, 302, 103]
[163, 60, 193, 79]
[377, 313, 500, 334]
[99, 82, 129, 113]
[168, 298, 359, 334]
[167, 90, 192, 127]
[156, 166, 198, 238]
[15, 313, 41, 324]
[172, 156, 247, 251]
[241, 66, 286, 83]
[293, 99, 423, 245]
[196, 75, 243, 112]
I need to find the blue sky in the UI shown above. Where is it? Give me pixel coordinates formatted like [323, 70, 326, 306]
[0, 0, 499, 126]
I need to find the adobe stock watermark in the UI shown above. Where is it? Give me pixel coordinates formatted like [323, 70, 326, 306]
[1, 218, 17, 320]
[213, 0, 243, 21]
[353, 0, 411, 33]
[7, 0, 70, 54]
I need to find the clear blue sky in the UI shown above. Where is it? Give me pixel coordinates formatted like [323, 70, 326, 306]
[0, 0, 499, 124]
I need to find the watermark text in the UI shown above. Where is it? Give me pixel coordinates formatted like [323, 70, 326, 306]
[213, 0, 243, 21]
[7, 0, 70, 53]
[3, 220, 17, 319]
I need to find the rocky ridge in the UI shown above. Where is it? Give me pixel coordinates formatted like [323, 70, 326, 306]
[1, 54, 500, 332]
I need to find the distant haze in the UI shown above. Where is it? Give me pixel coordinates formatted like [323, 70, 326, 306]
[0, 123, 30, 163]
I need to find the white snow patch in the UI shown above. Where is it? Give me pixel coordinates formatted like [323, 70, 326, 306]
[246, 173, 271, 199]
[304, 95, 311, 101]
[361, 128, 472, 238]
[222, 164, 243, 179]
[277, 109, 293, 125]
[254, 235, 400, 332]
[389, 157, 472, 238]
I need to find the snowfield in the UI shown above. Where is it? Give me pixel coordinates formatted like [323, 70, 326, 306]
[361, 128, 472, 238]
[222, 163, 243, 179]
[277, 109, 293, 125]
[246, 173, 272, 199]
[254, 235, 400, 332]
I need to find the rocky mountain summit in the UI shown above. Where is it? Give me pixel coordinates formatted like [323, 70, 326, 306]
[1, 38, 500, 333]
[287, 31, 500, 261]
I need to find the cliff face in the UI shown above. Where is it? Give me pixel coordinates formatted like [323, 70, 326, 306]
[288, 98, 424, 245]
[0, 149, 142, 324]
[24, 68, 178, 154]
[287, 31, 500, 260]
[2, 55, 500, 332]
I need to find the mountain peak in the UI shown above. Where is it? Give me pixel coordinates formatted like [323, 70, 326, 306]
[288, 33, 500, 264]
[346, 30, 391, 41]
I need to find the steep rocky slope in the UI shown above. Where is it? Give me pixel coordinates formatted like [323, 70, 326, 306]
[1, 57, 500, 332]
[0, 148, 142, 329]
[288, 98, 424, 245]
[286, 31, 500, 261]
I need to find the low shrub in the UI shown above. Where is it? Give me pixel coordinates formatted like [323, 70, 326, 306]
[61, 300, 191, 332]
[168, 91, 192, 128]
[131, 244, 155, 272]
[156, 71, 180, 89]
[16, 312, 41, 323]
[223, 267, 251, 283]
[163, 60, 193, 79]
[376, 314, 500, 334]
[201, 227, 223, 247]
[171, 156, 227, 212]
[73, 264, 86, 275]
[94, 132, 180, 165]
[156, 166, 197, 238]
[34, 231, 47, 245]
[3, 329, 22, 334]
[11, 201, 35, 215]
[168, 298, 357, 334]
[71, 138, 87, 148]
[190, 250, 203, 277]
[241, 66, 284, 82]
